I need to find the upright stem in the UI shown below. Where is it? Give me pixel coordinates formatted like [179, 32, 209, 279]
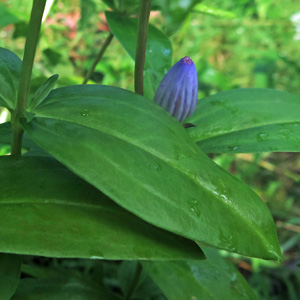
[134, 0, 152, 95]
[125, 263, 143, 300]
[82, 32, 114, 84]
[11, 0, 47, 156]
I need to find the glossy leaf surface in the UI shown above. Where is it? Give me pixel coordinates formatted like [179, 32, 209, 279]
[0, 253, 21, 300]
[0, 48, 22, 110]
[0, 156, 203, 260]
[105, 11, 172, 99]
[12, 276, 118, 300]
[187, 89, 300, 153]
[143, 247, 258, 300]
[22, 85, 282, 261]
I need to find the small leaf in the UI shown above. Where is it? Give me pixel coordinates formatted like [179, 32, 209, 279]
[28, 74, 59, 110]
[12, 275, 119, 300]
[22, 85, 282, 261]
[0, 253, 21, 300]
[0, 48, 22, 110]
[0, 156, 203, 260]
[187, 89, 300, 153]
[142, 247, 258, 300]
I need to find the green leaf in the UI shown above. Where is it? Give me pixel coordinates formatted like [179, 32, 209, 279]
[0, 3, 20, 27]
[187, 89, 300, 153]
[193, 3, 237, 19]
[105, 11, 172, 99]
[153, 0, 201, 34]
[0, 48, 22, 110]
[0, 253, 21, 300]
[79, 0, 97, 29]
[142, 247, 258, 300]
[22, 85, 282, 261]
[28, 74, 59, 111]
[103, 0, 140, 14]
[12, 275, 119, 300]
[0, 156, 203, 260]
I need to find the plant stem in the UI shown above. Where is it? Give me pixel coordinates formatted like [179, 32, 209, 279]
[11, 0, 47, 156]
[134, 0, 152, 95]
[125, 263, 143, 300]
[82, 32, 114, 84]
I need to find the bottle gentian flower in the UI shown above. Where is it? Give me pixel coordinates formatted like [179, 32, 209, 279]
[154, 56, 198, 122]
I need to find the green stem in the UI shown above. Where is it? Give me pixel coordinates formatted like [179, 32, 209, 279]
[125, 263, 143, 300]
[134, 0, 152, 95]
[11, 0, 47, 156]
[82, 32, 114, 84]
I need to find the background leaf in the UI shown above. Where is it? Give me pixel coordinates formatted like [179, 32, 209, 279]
[79, 0, 97, 29]
[105, 11, 172, 99]
[0, 156, 203, 260]
[153, 0, 202, 34]
[0, 253, 21, 300]
[11, 275, 119, 300]
[187, 89, 300, 153]
[142, 247, 259, 300]
[0, 48, 22, 110]
[22, 85, 281, 261]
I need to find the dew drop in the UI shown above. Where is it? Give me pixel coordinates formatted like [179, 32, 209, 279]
[80, 108, 89, 117]
[154, 164, 162, 171]
[257, 132, 269, 141]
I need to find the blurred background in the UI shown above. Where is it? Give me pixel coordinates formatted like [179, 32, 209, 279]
[0, 0, 300, 299]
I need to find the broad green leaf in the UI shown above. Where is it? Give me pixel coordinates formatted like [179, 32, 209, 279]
[105, 11, 172, 99]
[187, 89, 300, 153]
[0, 156, 203, 260]
[28, 74, 59, 110]
[0, 253, 21, 300]
[142, 247, 258, 300]
[22, 85, 282, 261]
[12, 275, 118, 300]
[0, 48, 22, 110]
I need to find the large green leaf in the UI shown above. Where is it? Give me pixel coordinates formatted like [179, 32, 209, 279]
[105, 11, 172, 99]
[12, 276, 119, 300]
[0, 253, 21, 300]
[21, 85, 282, 261]
[142, 247, 258, 300]
[187, 89, 300, 153]
[0, 48, 22, 110]
[0, 156, 203, 260]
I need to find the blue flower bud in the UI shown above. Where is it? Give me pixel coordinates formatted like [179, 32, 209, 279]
[154, 56, 198, 122]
